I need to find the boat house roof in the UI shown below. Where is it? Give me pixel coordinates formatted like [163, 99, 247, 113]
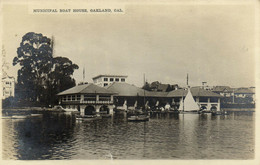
[58, 82, 222, 98]
[106, 82, 146, 96]
[167, 87, 222, 97]
[57, 83, 115, 95]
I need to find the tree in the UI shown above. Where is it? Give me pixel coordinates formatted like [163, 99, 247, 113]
[142, 82, 152, 91]
[13, 32, 53, 102]
[47, 57, 79, 105]
[13, 32, 78, 105]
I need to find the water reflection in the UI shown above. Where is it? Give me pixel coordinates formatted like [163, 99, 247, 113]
[2, 111, 254, 160]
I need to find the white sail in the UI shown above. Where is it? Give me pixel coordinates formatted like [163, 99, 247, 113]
[134, 101, 138, 108]
[179, 88, 199, 112]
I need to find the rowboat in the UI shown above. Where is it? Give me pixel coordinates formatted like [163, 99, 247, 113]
[31, 114, 43, 117]
[12, 115, 28, 119]
[75, 115, 102, 121]
[128, 115, 149, 122]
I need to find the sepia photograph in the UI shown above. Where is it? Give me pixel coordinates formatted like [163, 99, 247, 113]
[0, 0, 259, 164]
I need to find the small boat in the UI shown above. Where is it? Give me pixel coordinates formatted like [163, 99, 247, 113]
[30, 114, 43, 117]
[198, 109, 212, 114]
[168, 109, 180, 114]
[128, 115, 149, 122]
[52, 105, 66, 112]
[52, 105, 79, 113]
[12, 115, 28, 119]
[212, 111, 228, 116]
[1, 116, 12, 119]
[75, 115, 102, 121]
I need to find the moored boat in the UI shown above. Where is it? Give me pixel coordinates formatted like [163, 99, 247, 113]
[128, 115, 149, 122]
[168, 109, 180, 114]
[75, 115, 102, 121]
[52, 105, 79, 113]
[212, 110, 228, 116]
[1, 116, 12, 119]
[12, 115, 28, 119]
[31, 114, 43, 117]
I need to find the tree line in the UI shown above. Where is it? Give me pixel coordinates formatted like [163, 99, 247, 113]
[12, 32, 78, 106]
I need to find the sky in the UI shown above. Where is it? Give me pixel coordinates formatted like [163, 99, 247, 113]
[1, 2, 256, 88]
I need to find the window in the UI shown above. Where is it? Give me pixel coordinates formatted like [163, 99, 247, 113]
[121, 78, 125, 82]
[104, 78, 108, 81]
[110, 78, 114, 81]
[99, 96, 110, 101]
[68, 95, 71, 101]
[84, 95, 96, 101]
[115, 78, 119, 82]
[72, 95, 76, 101]
[62, 96, 66, 101]
[104, 83, 108, 86]
[77, 95, 81, 100]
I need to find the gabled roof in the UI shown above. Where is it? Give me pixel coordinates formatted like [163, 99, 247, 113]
[234, 88, 255, 94]
[167, 87, 222, 97]
[106, 82, 146, 96]
[57, 83, 115, 95]
[212, 86, 233, 92]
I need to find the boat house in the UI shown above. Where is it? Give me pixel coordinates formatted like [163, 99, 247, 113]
[57, 83, 116, 115]
[57, 82, 222, 113]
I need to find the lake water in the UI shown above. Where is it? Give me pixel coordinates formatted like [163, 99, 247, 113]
[2, 110, 255, 160]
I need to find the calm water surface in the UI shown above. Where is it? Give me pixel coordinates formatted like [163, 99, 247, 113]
[2, 111, 255, 159]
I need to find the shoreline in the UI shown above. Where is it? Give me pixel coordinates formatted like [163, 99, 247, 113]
[1, 107, 255, 112]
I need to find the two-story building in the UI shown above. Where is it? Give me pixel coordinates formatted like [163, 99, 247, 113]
[2, 76, 15, 99]
[57, 83, 116, 115]
[92, 75, 128, 87]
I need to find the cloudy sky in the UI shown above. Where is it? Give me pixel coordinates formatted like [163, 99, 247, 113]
[2, 2, 256, 88]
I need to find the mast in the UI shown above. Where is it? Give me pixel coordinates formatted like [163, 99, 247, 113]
[187, 73, 189, 86]
[182, 88, 184, 112]
[143, 73, 146, 110]
[83, 65, 85, 83]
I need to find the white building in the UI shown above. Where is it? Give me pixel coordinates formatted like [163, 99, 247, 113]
[2, 76, 15, 99]
[92, 75, 128, 87]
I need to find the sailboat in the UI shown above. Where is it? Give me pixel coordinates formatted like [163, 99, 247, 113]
[179, 88, 200, 113]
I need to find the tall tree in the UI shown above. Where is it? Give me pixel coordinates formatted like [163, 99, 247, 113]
[13, 32, 78, 105]
[13, 32, 53, 102]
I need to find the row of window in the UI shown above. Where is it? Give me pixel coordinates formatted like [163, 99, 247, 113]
[104, 78, 125, 82]
[62, 95, 81, 101]
[62, 95, 111, 101]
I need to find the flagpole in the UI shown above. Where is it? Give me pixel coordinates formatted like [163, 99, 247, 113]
[83, 65, 85, 83]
